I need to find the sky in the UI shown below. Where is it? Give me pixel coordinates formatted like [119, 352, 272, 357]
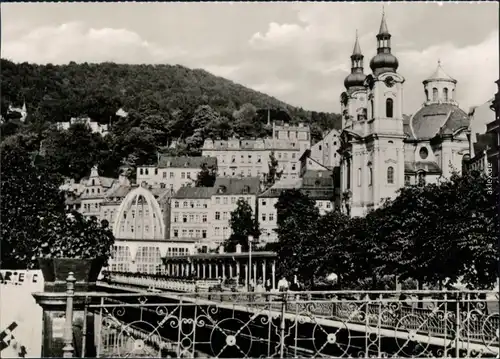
[2, 2, 499, 114]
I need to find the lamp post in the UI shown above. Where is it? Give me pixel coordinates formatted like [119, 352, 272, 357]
[248, 235, 254, 292]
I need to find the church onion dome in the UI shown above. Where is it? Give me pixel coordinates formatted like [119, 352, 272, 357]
[370, 53, 399, 75]
[344, 30, 366, 90]
[370, 11, 399, 76]
[423, 61, 457, 85]
[410, 103, 469, 140]
[344, 72, 367, 89]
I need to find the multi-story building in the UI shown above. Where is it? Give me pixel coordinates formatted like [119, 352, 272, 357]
[338, 13, 470, 217]
[310, 129, 341, 169]
[170, 187, 214, 248]
[210, 177, 261, 245]
[202, 122, 311, 180]
[76, 165, 120, 217]
[465, 80, 500, 178]
[258, 154, 335, 244]
[136, 156, 217, 191]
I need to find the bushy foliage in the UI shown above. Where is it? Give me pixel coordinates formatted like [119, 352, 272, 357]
[224, 199, 260, 252]
[273, 171, 499, 290]
[0, 136, 115, 269]
[1, 59, 341, 180]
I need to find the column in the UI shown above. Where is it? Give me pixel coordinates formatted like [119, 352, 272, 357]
[244, 264, 248, 285]
[222, 263, 226, 279]
[271, 260, 276, 290]
[197, 263, 200, 278]
[215, 263, 219, 278]
[208, 263, 212, 279]
[262, 260, 266, 284]
[253, 263, 257, 285]
[236, 262, 241, 284]
[202, 263, 206, 279]
[229, 264, 233, 278]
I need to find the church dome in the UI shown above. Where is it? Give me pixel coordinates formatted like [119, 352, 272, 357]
[410, 103, 469, 140]
[370, 53, 399, 75]
[344, 72, 366, 89]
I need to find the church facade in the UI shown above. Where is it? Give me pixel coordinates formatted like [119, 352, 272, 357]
[338, 12, 470, 217]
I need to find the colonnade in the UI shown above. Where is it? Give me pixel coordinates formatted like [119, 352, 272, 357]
[162, 252, 277, 290]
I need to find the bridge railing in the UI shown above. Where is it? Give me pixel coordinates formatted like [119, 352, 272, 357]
[60, 273, 498, 358]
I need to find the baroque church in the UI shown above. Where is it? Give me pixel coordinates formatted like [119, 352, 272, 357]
[338, 12, 470, 217]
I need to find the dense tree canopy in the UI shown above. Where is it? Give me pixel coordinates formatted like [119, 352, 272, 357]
[0, 136, 115, 269]
[225, 199, 260, 252]
[273, 170, 499, 290]
[1, 59, 341, 182]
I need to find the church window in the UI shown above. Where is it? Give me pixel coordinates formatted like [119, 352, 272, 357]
[418, 171, 426, 186]
[443, 88, 449, 101]
[419, 147, 429, 160]
[357, 168, 362, 187]
[386, 98, 394, 118]
[387, 166, 394, 184]
[425, 89, 429, 101]
[432, 88, 438, 101]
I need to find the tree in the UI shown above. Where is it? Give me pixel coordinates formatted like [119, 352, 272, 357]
[274, 189, 320, 287]
[266, 151, 283, 188]
[0, 135, 115, 269]
[195, 162, 217, 187]
[224, 198, 260, 252]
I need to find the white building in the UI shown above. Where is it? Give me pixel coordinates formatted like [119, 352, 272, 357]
[310, 129, 341, 169]
[338, 13, 470, 217]
[56, 116, 109, 136]
[202, 122, 311, 180]
[136, 156, 217, 192]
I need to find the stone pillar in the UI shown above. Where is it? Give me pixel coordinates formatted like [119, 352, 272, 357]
[236, 262, 241, 283]
[202, 263, 206, 279]
[208, 263, 212, 279]
[253, 263, 257, 285]
[215, 263, 219, 278]
[197, 263, 200, 278]
[262, 260, 266, 284]
[271, 260, 276, 290]
[229, 264, 233, 278]
[244, 265, 248, 285]
[222, 263, 226, 279]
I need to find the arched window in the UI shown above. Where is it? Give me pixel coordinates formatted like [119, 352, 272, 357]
[443, 88, 449, 101]
[432, 88, 438, 101]
[386, 98, 394, 118]
[425, 89, 429, 101]
[418, 171, 426, 186]
[140, 168, 144, 175]
[357, 168, 362, 187]
[370, 99, 374, 119]
[387, 166, 394, 184]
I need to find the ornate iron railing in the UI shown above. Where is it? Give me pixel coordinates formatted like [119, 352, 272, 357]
[58, 274, 499, 358]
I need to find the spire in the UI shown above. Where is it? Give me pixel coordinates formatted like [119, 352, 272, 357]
[352, 29, 362, 56]
[378, 7, 390, 36]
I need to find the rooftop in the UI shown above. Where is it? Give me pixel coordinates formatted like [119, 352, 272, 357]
[173, 186, 215, 199]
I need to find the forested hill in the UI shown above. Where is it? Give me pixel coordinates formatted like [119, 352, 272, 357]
[0, 59, 341, 131]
